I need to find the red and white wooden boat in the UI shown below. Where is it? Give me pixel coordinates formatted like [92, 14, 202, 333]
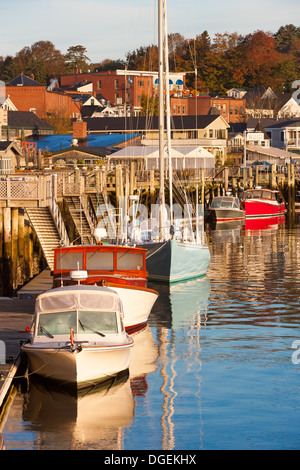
[52, 244, 158, 333]
[242, 189, 285, 218]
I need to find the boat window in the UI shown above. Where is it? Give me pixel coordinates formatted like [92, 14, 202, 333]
[210, 198, 222, 208]
[38, 311, 77, 336]
[86, 252, 113, 270]
[245, 190, 261, 199]
[56, 252, 83, 270]
[262, 191, 272, 200]
[117, 252, 143, 271]
[220, 200, 234, 208]
[78, 310, 118, 334]
[233, 199, 240, 209]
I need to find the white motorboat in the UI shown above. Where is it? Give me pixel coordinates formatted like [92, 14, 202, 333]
[22, 279, 134, 390]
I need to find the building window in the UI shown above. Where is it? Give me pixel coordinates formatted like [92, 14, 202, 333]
[230, 107, 233, 115]
[138, 80, 144, 87]
[182, 105, 186, 115]
[223, 104, 226, 115]
[209, 129, 213, 138]
[98, 80, 102, 89]
[115, 79, 119, 90]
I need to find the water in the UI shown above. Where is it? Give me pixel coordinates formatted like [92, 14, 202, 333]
[2, 215, 300, 450]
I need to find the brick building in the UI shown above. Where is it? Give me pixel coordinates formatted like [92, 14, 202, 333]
[171, 95, 246, 123]
[60, 69, 187, 116]
[5, 74, 81, 120]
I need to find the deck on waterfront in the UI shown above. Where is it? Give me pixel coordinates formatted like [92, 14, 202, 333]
[0, 269, 52, 411]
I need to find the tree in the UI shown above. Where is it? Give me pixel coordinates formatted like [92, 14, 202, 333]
[0, 56, 19, 82]
[65, 45, 90, 73]
[239, 30, 281, 89]
[140, 92, 159, 116]
[274, 24, 300, 53]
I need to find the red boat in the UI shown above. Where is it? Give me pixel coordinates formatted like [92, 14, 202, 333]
[242, 189, 285, 218]
[53, 244, 149, 289]
[52, 244, 158, 333]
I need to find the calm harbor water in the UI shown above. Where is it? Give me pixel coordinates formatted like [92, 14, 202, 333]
[2, 214, 300, 450]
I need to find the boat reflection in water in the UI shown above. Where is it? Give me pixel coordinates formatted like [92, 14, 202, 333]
[206, 219, 244, 244]
[244, 215, 285, 235]
[22, 326, 158, 450]
[151, 275, 211, 450]
[168, 276, 211, 329]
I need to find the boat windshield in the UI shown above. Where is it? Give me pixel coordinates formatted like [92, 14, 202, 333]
[38, 311, 77, 336]
[211, 198, 239, 209]
[37, 310, 118, 336]
[78, 310, 118, 334]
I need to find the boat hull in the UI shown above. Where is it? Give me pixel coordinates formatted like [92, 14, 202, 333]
[244, 200, 285, 218]
[22, 342, 133, 390]
[141, 239, 210, 283]
[107, 285, 158, 332]
[206, 208, 245, 222]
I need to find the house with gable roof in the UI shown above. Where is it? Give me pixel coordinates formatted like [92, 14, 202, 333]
[5, 74, 82, 120]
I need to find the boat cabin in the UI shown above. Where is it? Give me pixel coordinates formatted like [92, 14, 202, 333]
[53, 244, 148, 288]
[243, 189, 283, 203]
[33, 285, 125, 341]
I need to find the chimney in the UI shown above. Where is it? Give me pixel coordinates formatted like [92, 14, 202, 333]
[72, 120, 87, 142]
[30, 74, 35, 80]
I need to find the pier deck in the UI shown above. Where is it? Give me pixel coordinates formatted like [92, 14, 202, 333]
[0, 269, 52, 411]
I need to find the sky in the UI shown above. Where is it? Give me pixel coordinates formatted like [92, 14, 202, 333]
[1, 0, 300, 64]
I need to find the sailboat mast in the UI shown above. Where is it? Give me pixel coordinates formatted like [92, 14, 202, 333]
[158, 0, 165, 240]
[163, 0, 173, 226]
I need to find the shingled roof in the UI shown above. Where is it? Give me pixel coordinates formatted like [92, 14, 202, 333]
[84, 115, 227, 132]
[6, 74, 44, 87]
[7, 111, 54, 130]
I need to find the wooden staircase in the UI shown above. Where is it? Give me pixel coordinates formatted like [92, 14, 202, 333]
[25, 207, 62, 270]
[64, 196, 93, 245]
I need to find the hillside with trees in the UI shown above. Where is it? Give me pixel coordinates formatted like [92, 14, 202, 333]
[0, 25, 299, 95]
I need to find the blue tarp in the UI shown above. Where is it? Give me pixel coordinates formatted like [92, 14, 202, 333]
[26, 133, 140, 152]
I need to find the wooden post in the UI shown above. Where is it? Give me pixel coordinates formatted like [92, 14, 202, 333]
[232, 177, 236, 196]
[270, 164, 277, 189]
[248, 167, 253, 189]
[130, 161, 135, 195]
[224, 167, 229, 193]
[243, 167, 247, 189]
[255, 166, 259, 187]
[3, 208, 13, 296]
[287, 163, 295, 214]
[11, 208, 18, 290]
[150, 169, 155, 194]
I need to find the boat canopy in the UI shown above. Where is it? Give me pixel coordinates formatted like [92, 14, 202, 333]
[36, 285, 123, 314]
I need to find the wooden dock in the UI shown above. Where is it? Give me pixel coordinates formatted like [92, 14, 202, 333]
[0, 269, 52, 412]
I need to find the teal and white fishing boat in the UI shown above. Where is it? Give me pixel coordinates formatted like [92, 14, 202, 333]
[132, 0, 210, 283]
